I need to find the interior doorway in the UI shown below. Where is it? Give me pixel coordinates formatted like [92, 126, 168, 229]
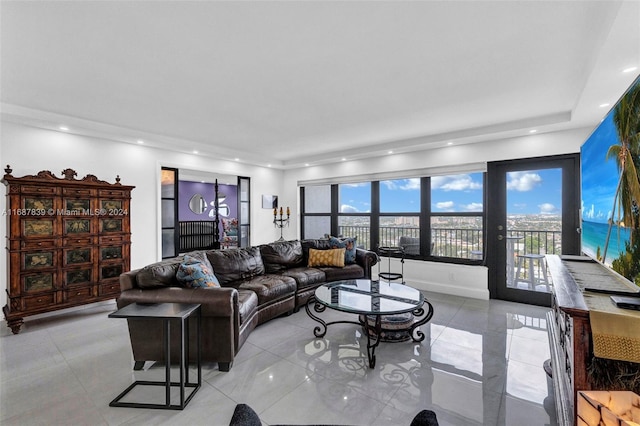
[160, 168, 250, 258]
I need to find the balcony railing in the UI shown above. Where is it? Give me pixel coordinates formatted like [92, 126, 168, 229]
[338, 225, 562, 259]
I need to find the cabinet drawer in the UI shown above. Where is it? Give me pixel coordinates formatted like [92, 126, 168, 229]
[20, 239, 57, 249]
[21, 185, 58, 195]
[64, 287, 93, 303]
[99, 189, 127, 198]
[62, 236, 95, 246]
[99, 235, 126, 245]
[99, 282, 121, 296]
[24, 293, 56, 310]
[62, 188, 96, 197]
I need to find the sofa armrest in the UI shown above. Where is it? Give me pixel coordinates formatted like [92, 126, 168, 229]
[116, 287, 239, 318]
[355, 248, 379, 279]
[119, 268, 141, 292]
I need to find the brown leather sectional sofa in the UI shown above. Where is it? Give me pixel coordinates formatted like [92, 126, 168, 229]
[117, 239, 378, 371]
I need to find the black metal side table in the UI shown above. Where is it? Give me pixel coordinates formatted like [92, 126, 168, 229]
[109, 302, 201, 410]
[377, 246, 405, 282]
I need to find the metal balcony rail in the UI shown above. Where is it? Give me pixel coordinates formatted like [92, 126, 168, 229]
[338, 225, 562, 259]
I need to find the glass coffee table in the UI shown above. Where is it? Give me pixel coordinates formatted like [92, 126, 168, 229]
[305, 279, 434, 368]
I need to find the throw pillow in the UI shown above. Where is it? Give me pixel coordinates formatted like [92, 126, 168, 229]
[176, 254, 220, 288]
[328, 236, 357, 264]
[307, 248, 345, 268]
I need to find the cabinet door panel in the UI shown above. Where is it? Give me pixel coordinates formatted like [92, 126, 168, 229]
[23, 219, 55, 237]
[23, 251, 55, 270]
[64, 268, 93, 286]
[23, 197, 54, 211]
[64, 248, 92, 265]
[100, 218, 122, 233]
[100, 264, 123, 280]
[64, 218, 91, 234]
[23, 273, 55, 292]
[100, 246, 122, 261]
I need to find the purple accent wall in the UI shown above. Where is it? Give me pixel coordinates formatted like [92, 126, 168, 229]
[178, 181, 238, 230]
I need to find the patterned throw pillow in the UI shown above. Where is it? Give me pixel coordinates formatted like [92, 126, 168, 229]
[307, 248, 346, 268]
[176, 254, 220, 288]
[328, 236, 357, 264]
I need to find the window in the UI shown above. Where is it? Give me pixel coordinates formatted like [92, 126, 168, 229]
[300, 172, 485, 263]
[301, 185, 332, 239]
[338, 182, 371, 249]
[431, 173, 484, 259]
[380, 179, 421, 255]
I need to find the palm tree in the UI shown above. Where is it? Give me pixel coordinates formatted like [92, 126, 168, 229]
[602, 79, 640, 263]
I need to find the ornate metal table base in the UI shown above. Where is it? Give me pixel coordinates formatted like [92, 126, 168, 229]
[305, 296, 434, 368]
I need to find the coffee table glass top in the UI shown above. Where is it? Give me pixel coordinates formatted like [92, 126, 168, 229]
[314, 279, 424, 315]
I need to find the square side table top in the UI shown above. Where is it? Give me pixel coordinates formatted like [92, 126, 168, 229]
[109, 303, 201, 320]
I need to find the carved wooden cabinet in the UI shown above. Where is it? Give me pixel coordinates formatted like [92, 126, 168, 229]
[2, 166, 134, 334]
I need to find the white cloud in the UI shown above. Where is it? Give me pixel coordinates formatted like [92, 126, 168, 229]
[340, 204, 359, 213]
[432, 174, 482, 191]
[436, 201, 455, 210]
[506, 172, 542, 191]
[463, 202, 483, 212]
[538, 203, 558, 214]
[381, 178, 420, 191]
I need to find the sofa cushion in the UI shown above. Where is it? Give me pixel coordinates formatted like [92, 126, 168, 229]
[237, 289, 259, 325]
[259, 240, 304, 273]
[308, 248, 345, 268]
[301, 239, 332, 263]
[207, 247, 265, 286]
[237, 275, 297, 306]
[136, 257, 182, 288]
[328, 236, 357, 264]
[281, 267, 326, 290]
[321, 263, 365, 282]
[176, 254, 220, 288]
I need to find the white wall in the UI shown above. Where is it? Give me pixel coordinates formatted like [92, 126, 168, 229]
[0, 122, 589, 310]
[283, 128, 590, 299]
[0, 121, 284, 309]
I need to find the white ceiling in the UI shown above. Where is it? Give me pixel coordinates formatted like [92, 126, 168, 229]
[1, 1, 639, 169]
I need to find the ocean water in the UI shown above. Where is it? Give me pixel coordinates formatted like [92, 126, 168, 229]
[582, 220, 632, 266]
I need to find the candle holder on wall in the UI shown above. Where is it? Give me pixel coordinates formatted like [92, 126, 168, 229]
[273, 206, 290, 241]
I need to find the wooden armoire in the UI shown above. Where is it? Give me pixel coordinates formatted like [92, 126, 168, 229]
[2, 165, 134, 334]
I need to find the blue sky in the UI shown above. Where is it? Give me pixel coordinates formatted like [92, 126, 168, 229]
[581, 111, 623, 224]
[338, 170, 564, 215]
[506, 169, 562, 215]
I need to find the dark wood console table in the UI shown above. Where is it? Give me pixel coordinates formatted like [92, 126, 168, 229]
[546, 255, 640, 426]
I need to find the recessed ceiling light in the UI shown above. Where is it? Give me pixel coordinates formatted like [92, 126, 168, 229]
[59, 126, 69, 131]
[388, 150, 393, 154]
[529, 129, 537, 133]
[192, 150, 198, 154]
[622, 66, 637, 73]
[341, 158, 346, 161]
[137, 140, 144, 144]
[447, 142, 453, 146]
[599, 103, 610, 108]
[234, 158, 239, 161]
[304, 163, 309, 167]
[267, 164, 272, 167]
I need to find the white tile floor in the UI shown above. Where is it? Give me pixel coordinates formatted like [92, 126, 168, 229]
[0, 291, 558, 425]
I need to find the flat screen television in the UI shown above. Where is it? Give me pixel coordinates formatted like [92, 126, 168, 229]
[580, 74, 640, 289]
